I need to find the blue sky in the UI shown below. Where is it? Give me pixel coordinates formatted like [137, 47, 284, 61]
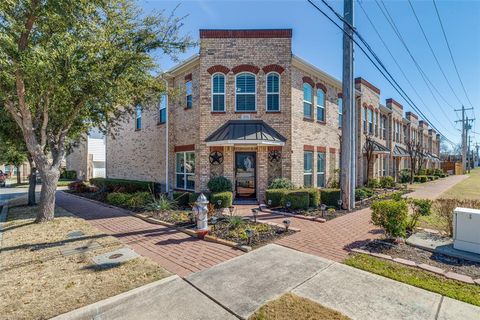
[139, 0, 480, 147]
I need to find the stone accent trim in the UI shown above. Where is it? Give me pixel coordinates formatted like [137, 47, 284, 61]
[207, 65, 230, 75]
[317, 146, 327, 152]
[304, 145, 315, 151]
[184, 73, 192, 81]
[268, 146, 282, 151]
[386, 98, 403, 109]
[200, 29, 292, 39]
[337, 92, 343, 99]
[210, 146, 224, 152]
[302, 76, 315, 87]
[232, 64, 260, 74]
[329, 147, 336, 153]
[262, 64, 285, 74]
[355, 77, 381, 95]
[174, 144, 195, 152]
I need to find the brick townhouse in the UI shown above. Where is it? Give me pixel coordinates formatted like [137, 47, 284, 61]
[104, 29, 441, 203]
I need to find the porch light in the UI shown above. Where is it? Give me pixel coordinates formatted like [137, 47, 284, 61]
[320, 204, 327, 217]
[245, 229, 254, 245]
[211, 216, 218, 231]
[283, 219, 291, 231]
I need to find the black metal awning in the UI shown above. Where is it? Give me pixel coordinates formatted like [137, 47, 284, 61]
[366, 140, 391, 154]
[205, 120, 287, 146]
[393, 145, 409, 157]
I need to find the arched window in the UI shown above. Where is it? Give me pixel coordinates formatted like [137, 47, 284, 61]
[236, 73, 256, 111]
[316, 88, 325, 122]
[338, 97, 343, 127]
[135, 104, 142, 130]
[303, 83, 312, 118]
[368, 109, 373, 134]
[266, 72, 280, 111]
[212, 73, 225, 112]
[363, 107, 368, 132]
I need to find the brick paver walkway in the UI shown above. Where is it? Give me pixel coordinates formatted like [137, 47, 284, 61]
[56, 192, 242, 277]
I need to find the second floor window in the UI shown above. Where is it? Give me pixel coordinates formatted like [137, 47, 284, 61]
[135, 104, 142, 130]
[303, 83, 312, 118]
[382, 117, 387, 139]
[338, 97, 343, 127]
[185, 81, 192, 108]
[368, 109, 373, 134]
[236, 73, 256, 111]
[316, 88, 325, 122]
[159, 95, 167, 124]
[363, 107, 367, 132]
[212, 73, 225, 112]
[266, 73, 280, 111]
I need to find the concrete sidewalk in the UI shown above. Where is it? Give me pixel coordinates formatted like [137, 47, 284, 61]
[407, 174, 469, 200]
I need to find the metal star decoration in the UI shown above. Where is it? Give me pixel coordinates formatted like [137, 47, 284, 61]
[209, 151, 224, 165]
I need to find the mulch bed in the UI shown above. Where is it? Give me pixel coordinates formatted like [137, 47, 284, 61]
[356, 240, 480, 279]
[143, 210, 195, 228]
[209, 216, 295, 247]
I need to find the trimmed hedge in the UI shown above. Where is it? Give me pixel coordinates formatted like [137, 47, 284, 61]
[303, 188, 320, 207]
[355, 187, 374, 201]
[320, 188, 341, 207]
[173, 192, 191, 207]
[414, 175, 428, 183]
[281, 191, 310, 210]
[207, 176, 233, 193]
[210, 192, 233, 208]
[106, 191, 152, 209]
[268, 178, 295, 190]
[266, 189, 288, 207]
[379, 176, 396, 188]
[90, 178, 154, 193]
[61, 170, 77, 180]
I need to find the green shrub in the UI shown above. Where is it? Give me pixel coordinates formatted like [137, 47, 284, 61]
[389, 191, 404, 201]
[173, 192, 191, 207]
[414, 175, 428, 183]
[418, 169, 427, 176]
[399, 169, 411, 183]
[268, 178, 295, 190]
[320, 188, 341, 207]
[407, 199, 432, 231]
[210, 191, 233, 208]
[61, 170, 77, 180]
[227, 216, 245, 230]
[379, 176, 396, 188]
[90, 178, 154, 193]
[146, 195, 177, 211]
[355, 187, 373, 201]
[371, 199, 409, 238]
[126, 192, 152, 208]
[106, 192, 129, 206]
[207, 176, 233, 193]
[266, 189, 288, 207]
[281, 191, 309, 210]
[367, 179, 380, 189]
[303, 188, 320, 207]
[68, 181, 90, 193]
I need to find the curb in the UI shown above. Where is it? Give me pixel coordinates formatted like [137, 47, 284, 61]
[350, 248, 479, 285]
[0, 204, 8, 248]
[51, 275, 180, 320]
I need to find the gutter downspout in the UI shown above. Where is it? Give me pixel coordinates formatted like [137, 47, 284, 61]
[162, 76, 170, 196]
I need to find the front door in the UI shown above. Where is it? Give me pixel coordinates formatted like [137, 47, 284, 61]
[235, 152, 256, 198]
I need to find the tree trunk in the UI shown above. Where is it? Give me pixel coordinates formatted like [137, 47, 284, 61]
[16, 165, 21, 184]
[28, 157, 36, 206]
[35, 167, 60, 223]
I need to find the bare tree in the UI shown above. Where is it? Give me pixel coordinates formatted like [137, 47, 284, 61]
[405, 139, 422, 183]
[363, 134, 375, 185]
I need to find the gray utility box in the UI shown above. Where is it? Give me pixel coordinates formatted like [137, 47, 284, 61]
[453, 207, 480, 254]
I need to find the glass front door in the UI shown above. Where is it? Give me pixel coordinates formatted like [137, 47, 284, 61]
[235, 152, 256, 198]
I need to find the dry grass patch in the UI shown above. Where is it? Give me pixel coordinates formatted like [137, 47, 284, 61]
[249, 293, 350, 320]
[0, 203, 170, 320]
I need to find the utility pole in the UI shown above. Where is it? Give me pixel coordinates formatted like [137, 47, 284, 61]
[467, 135, 471, 173]
[454, 106, 474, 172]
[475, 143, 479, 168]
[340, 0, 355, 210]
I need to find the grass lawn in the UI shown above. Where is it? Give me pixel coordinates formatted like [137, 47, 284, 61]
[417, 210, 448, 231]
[345, 254, 480, 307]
[440, 168, 480, 200]
[249, 293, 350, 320]
[0, 199, 170, 320]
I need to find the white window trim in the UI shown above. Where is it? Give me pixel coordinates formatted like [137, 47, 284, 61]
[265, 72, 281, 112]
[175, 151, 195, 191]
[211, 73, 226, 112]
[235, 72, 257, 112]
[303, 83, 313, 118]
[316, 88, 326, 122]
[304, 151, 313, 187]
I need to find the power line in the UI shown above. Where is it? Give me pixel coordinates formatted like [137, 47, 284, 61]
[307, 0, 457, 146]
[357, 0, 455, 134]
[407, 0, 464, 106]
[432, 0, 475, 111]
[375, 0, 454, 123]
